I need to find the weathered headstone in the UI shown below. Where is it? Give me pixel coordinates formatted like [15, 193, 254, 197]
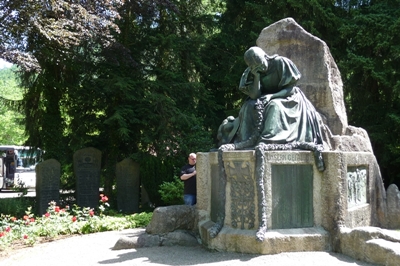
[73, 147, 101, 209]
[386, 184, 400, 229]
[116, 158, 140, 213]
[35, 159, 60, 215]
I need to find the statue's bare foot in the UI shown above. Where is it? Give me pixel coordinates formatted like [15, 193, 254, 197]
[209, 222, 223, 238]
[256, 225, 267, 242]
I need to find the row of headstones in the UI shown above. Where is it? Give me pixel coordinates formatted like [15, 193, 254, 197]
[35, 147, 140, 215]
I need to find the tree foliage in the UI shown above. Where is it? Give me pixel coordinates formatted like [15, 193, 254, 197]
[335, 0, 400, 186]
[0, 0, 120, 71]
[0, 66, 26, 145]
[0, 0, 218, 204]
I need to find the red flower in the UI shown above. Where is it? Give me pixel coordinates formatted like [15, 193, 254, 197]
[23, 215, 29, 220]
[0, 232, 5, 237]
[55, 206, 60, 212]
[5, 227, 11, 232]
[45, 212, 50, 218]
[10, 217, 17, 222]
[101, 196, 108, 203]
[30, 218, 35, 222]
[89, 210, 94, 217]
[23, 235, 28, 239]
[72, 216, 77, 222]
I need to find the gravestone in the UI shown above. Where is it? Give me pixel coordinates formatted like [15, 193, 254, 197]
[73, 147, 101, 209]
[35, 159, 60, 215]
[116, 158, 140, 213]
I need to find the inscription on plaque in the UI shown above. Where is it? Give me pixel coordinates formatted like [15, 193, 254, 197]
[347, 167, 367, 208]
[271, 164, 313, 229]
[116, 158, 140, 213]
[73, 147, 101, 209]
[35, 159, 60, 215]
[266, 153, 310, 162]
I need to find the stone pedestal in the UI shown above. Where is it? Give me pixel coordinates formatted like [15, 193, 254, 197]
[197, 150, 381, 254]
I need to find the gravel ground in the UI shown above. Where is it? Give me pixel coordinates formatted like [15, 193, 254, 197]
[0, 229, 378, 266]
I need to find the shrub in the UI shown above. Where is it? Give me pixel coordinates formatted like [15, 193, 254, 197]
[0, 197, 36, 217]
[158, 176, 184, 205]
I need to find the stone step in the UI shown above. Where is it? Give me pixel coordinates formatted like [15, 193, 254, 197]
[364, 238, 400, 266]
[339, 227, 400, 266]
[200, 221, 329, 254]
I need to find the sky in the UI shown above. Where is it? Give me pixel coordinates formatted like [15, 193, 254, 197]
[0, 58, 13, 69]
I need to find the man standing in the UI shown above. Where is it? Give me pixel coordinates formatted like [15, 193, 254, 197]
[180, 153, 197, 205]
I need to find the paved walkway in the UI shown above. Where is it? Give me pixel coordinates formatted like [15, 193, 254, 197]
[0, 229, 378, 266]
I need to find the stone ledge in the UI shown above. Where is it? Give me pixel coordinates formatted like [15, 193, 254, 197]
[339, 226, 400, 266]
[199, 221, 329, 254]
[365, 239, 400, 266]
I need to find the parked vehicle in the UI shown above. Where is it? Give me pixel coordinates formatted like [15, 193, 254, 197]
[0, 146, 42, 191]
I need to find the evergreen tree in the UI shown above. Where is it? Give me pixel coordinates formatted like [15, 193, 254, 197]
[0, 66, 26, 145]
[335, 0, 400, 186]
[109, 0, 219, 204]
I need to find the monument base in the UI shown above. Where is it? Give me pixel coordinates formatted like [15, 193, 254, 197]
[196, 150, 382, 254]
[200, 220, 329, 254]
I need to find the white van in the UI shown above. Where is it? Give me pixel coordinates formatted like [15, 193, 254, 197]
[0, 146, 42, 190]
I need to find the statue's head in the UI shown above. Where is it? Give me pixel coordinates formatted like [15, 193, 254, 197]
[244, 47, 268, 73]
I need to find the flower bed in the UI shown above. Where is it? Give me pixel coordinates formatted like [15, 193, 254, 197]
[0, 195, 152, 251]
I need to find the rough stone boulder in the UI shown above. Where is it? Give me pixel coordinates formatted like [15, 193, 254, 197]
[146, 205, 197, 234]
[113, 205, 198, 250]
[112, 229, 199, 250]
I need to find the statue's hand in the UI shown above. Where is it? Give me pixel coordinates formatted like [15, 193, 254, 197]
[265, 94, 273, 102]
[218, 143, 236, 151]
[251, 67, 261, 76]
[259, 94, 273, 104]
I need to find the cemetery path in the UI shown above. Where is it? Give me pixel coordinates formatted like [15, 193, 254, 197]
[0, 228, 377, 266]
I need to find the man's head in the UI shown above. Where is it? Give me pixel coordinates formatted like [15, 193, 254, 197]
[188, 153, 196, 165]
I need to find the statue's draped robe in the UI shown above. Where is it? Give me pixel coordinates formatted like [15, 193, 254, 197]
[234, 56, 323, 147]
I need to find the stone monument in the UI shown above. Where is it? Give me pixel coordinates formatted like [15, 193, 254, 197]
[197, 17, 389, 256]
[116, 158, 140, 213]
[73, 147, 101, 209]
[35, 159, 60, 215]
